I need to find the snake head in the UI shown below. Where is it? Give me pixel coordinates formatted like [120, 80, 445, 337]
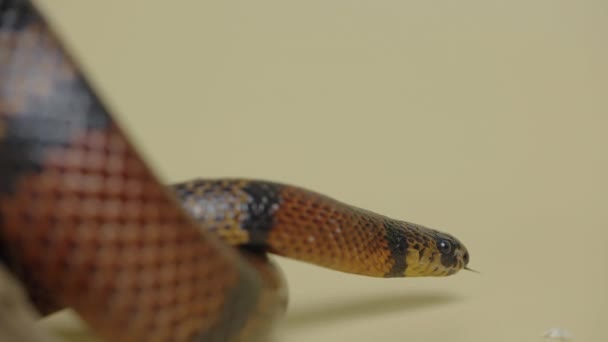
[402, 223, 470, 277]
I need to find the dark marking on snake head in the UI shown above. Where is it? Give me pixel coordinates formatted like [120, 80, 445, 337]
[417, 247, 425, 260]
[383, 220, 408, 277]
[436, 235, 459, 268]
[241, 181, 282, 245]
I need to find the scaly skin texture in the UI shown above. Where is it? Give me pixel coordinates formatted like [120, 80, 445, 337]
[173, 179, 469, 278]
[0, 1, 470, 341]
[0, 1, 273, 341]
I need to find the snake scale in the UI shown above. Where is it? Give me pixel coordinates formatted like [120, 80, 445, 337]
[0, 1, 471, 341]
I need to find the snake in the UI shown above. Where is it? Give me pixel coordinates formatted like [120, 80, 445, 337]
[0, 1, 472, 341]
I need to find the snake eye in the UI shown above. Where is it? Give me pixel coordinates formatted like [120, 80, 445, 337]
[437, 239, 452, 255]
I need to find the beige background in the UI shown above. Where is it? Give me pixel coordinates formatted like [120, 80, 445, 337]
[34, 0, 607, 341]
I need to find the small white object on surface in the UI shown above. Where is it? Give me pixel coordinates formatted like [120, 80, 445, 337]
[543, 327, 573, 341]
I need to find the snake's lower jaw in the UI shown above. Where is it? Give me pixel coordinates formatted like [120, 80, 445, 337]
[403, 265, 453, 277]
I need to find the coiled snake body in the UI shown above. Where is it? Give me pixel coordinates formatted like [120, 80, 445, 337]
[0, 1, 471, 341]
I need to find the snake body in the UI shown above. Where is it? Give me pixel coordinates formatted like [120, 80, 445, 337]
[0, 1, 470, 341]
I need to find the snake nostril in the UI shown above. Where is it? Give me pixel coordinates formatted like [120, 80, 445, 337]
[463, 252, 469, 265]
